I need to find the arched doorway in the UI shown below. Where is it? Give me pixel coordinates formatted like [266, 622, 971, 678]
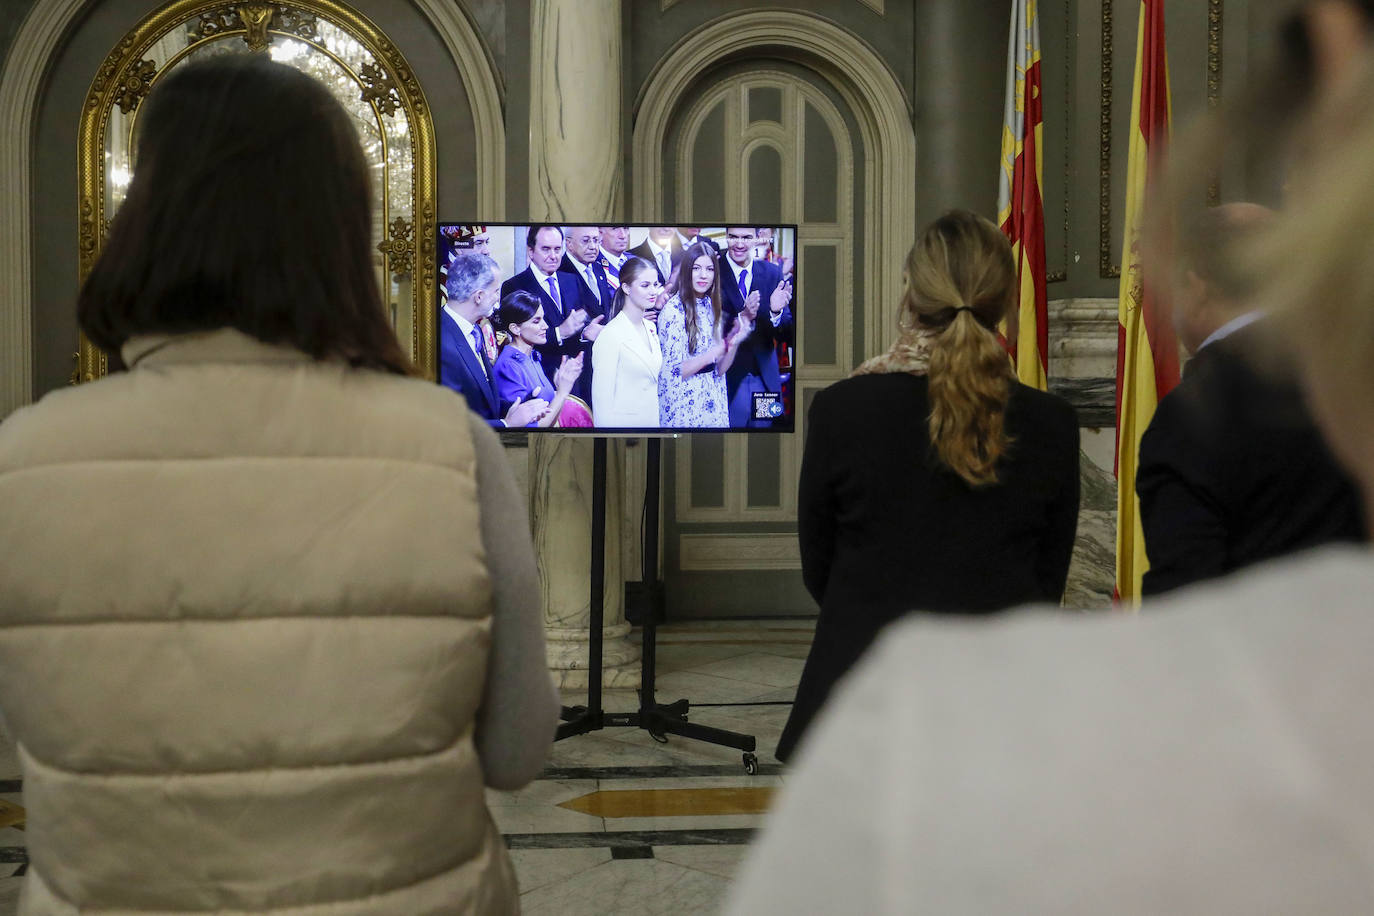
[634, 11, 916, 617]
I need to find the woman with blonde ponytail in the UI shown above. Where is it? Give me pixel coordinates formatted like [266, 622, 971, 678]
[776, 210, 1080, 763]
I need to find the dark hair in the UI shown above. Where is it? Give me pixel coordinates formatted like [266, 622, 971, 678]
[77, 55, 412, 375]
[608, 257, 657, 321]
[526, 225, 561, 249]
[497, 290, 542, 334]
[669, 241, 723, 354]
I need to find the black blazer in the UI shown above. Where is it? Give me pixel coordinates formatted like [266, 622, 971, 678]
[438, 312, 501, 426]
[1136, 321, 1364, 596]
[718, 255, 793, 395]
[777, 373, 1081, 761]
[558, 254, 615, 318]
[629, 238, 682, 284]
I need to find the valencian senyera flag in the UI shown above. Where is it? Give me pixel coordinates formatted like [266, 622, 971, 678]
[998, 0, 1049, 391]
[1115, 0, 1181, 605]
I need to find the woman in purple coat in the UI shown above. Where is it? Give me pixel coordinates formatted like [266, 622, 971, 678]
[491, 290, 583, 428]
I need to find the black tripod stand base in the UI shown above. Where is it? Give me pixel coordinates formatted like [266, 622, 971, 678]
[550, 439, 760, 775]
[555, 699, 760, 772]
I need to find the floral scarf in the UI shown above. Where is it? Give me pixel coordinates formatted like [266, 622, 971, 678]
[850, 327, 940, 378]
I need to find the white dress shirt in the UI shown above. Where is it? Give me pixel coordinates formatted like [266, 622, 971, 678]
[442, 304, 486, 375]
[725, 256, 784, 326]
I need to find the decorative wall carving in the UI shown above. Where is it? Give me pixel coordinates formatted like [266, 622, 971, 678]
[1207, 0, 1224, 205]
[112, 59, 157, 113]
[358, 60, 401, 116]
[1099, 0, 1119, 279]
[238, 4, 274, 50]
[377, 216, 414, 278]
[1098, 1, 1226, 275]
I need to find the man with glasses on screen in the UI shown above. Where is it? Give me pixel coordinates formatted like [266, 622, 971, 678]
[560, 226, 613, 338]
[720, 227, 794, 427]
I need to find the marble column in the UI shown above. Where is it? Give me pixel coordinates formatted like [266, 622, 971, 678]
[528, 0, 640, 688]
[913, 1, 1008, 225]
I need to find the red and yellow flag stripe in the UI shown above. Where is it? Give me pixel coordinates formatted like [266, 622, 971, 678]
[1115, 0, 1181, 604]
[998, 0, 1049, 391]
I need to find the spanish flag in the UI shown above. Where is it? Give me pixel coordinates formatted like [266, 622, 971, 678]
[1115, 0, 1180, 604]
[998, 0, 1049, 391]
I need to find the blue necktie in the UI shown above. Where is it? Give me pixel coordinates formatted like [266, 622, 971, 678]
[738, 267, 749, 300]
[470, 326, 489, 378]
[546, 276, 561, 309]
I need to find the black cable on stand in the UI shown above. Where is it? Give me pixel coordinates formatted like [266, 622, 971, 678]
[556, 438, 759, 774]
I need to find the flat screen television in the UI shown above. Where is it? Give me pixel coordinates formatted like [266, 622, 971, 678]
[434, 223, 797, 434]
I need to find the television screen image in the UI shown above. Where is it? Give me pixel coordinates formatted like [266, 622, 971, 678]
[435, 223, 797, 433]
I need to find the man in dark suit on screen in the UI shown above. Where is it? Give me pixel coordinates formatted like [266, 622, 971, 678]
[1136, 203, 1364, 596]
[501, 225, 590, 375]
[559, 226, 615, 322]
[719, 226, 794, 428]
[677, 226, 719, 258]
[630, 226, 682, 286]
[440, 251, 548, 428]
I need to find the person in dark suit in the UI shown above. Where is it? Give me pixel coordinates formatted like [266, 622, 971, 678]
[501, 226, 589, 374]
[775, 210, 1080, 763]
[441, 251, 549, 428]
[598, 226, 632, 285]
[1136, 204, 1364, 597]
[677, 226, 720, 258]
[558, 226, 614, 327]
[719, 227, 794, 427]
[629, 226, 682, 286]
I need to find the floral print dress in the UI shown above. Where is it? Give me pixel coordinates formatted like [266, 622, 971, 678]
[658, 294, 729, 428]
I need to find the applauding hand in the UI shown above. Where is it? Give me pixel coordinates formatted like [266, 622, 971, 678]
[558, 308, 588, 340]
[506, 396, 550, 427]
[582, 315, 606, 341]
[742, 289, 762, 321]
[553, 353, 584, 395]
[770, 278, 793, 316]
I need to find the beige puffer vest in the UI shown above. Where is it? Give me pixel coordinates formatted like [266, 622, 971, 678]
[0, 330, 517, 914]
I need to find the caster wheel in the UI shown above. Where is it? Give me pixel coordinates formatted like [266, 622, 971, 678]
[649, 730, 669, 744]
[743, 752, 759, 775]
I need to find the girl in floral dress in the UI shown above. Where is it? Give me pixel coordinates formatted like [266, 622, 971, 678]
[657, 241, 748, 427]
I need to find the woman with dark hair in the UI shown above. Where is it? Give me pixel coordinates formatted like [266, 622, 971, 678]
[0, 55, 554, 913]
[591, 256, 664, 427]
[491, 289, 586, 428]
[775, 209, 1080, 763]
[656, 240, 746, 427]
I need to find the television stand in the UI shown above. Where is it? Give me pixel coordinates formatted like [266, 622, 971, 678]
[555, 437, 759, 774]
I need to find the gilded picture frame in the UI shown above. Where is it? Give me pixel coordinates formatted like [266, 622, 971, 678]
[75, 0, 437, 382]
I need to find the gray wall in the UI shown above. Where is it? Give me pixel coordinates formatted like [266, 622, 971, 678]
[0, 0, 41, 73]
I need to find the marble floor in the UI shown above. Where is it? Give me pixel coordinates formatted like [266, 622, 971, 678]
[0, 620, 812, 915]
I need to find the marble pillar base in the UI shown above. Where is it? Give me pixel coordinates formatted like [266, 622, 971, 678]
[546, 621, 643, 690]
[544, 623, 640, 686]
[549, 661, 644, 690]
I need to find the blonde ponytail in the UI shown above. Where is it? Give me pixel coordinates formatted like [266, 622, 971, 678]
[903, 211, 1017, 487]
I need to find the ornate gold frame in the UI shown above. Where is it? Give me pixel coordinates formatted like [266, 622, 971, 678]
[75, 0, 437, 382]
